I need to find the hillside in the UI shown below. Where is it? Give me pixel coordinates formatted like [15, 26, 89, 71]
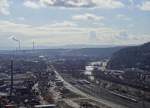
[107, 42, 150, 71]
[0, 47, 123, 58]
[64, 47, 123, 58]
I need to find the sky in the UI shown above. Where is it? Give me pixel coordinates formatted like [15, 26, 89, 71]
[0, 0, 150, 49]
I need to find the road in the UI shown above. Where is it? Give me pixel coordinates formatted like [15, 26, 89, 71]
[64, 73, 150, 108]
[50, 66, 128, 108]
[63, 99, 80, 108]
[32, 83, 49, 105]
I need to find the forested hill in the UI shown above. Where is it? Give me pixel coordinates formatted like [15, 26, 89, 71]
[107, 42, 150, 71]
[64, 47, 123, 58]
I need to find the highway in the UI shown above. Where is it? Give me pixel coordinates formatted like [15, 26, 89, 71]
[50, 66, 128, 108]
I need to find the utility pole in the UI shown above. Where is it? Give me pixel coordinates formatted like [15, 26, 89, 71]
[142, 86, 146, 108]
[33, 41, 35, 50]
[10, 60, 14, 97]
[19, 40, 21, 50]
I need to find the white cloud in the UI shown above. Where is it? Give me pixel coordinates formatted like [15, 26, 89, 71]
[49, 21, 77, 27]
[72, 13, 104, 21]
[128, 0, 135, 6]
[23, 1, 41, 9]
[23, 0, 124, 9]
[0, 0, 10, 15]
[139, 1, 150, 11]
[0, 20, 115, 44]
[92, 0, 124, 9]
[18, 17, 25, 21]
[0, 20, 78, 36]
[116, 33, 150, 45]
[116, 14, 131, 21]
[0, 20, 149, 46]
[88, 31, 100, 43]
[23, 0, 55, 9]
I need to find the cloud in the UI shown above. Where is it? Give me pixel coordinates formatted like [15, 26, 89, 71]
[93, 0, 124, 9]
[128, 0, 134, 4]
[23, 1, 41, 9]
[0, 20, 149, 47]
[72, 13, 104, 21]
[116, 14, 131, 21]
[0, 20, 77, 36]
[88, 31, 100, 43]
[18, 17, 25, 21]
[117, 31, 129, 40]
[139, 1, 150, 11]
[0, 0, 10, 15]
[0, 20, 114, 43]
[49, 21, 77, 27]
[23, 0, 124, 9]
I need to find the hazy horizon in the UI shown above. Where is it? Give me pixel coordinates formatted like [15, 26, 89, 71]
[0, 0, 150, 50]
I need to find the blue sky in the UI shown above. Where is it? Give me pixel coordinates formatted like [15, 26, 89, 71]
[0, 0, 150, 49]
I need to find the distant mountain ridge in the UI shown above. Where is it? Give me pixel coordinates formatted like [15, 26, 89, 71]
[0, 46, 124, 58]
[107, 42, 150, 71]
[64, 47, 123, 58]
